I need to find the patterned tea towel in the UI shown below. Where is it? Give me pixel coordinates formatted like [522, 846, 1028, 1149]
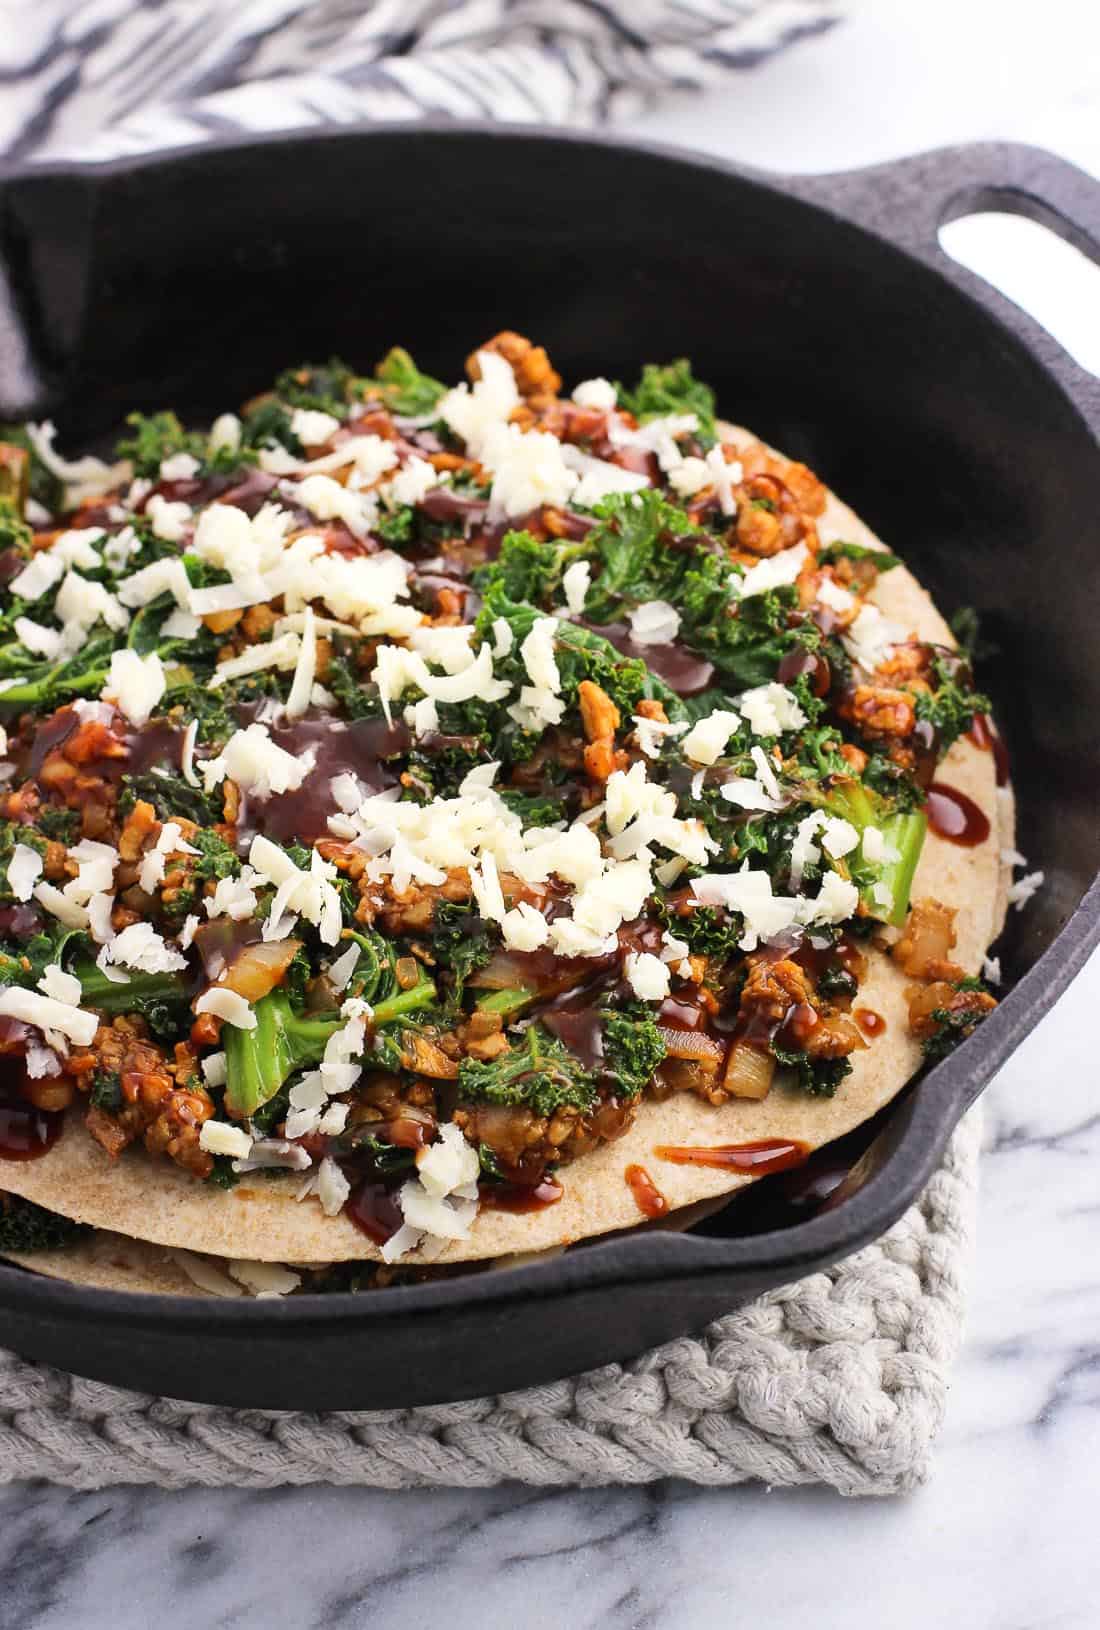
[0, 0, 840, 163]
[0, 1110, 980, 1494]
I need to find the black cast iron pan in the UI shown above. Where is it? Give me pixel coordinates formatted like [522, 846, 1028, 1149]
[0, 126, 1097, 1410]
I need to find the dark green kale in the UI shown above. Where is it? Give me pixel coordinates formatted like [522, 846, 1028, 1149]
[554, 617, 680, 718]
[90, 1070, 123, 1112]
[0, 630, 118, 712]
[5, 921, 85, 989]
[477, 1142, 506, 1182]
[497, 787, 569, 828]
[921, 977, 995, 1065]
[474, 528, 589, 608]
[818, 541, 901, 573]
[205, 1157, 240, 1189]
[370, 347, 446, 417]
[336, 929, 400, 1007]
[119, 767, 222, 829]
[0, 1196, 89, 1252]
[0, 822, 46, 898]
[457, 1024, 598, 1118]
[772, 1047, 852, 1097]
[116, 411, 205, 478]
[223, 975, 437, 1118]
[374, 506, 415, 547]
[914, 655, 990, 752]
[325, 649, 383, 721]
[70, 954, 193, 1038]
[656, 900, 742, 961]
[180, 672, 286, 743]
[36, 807, 80, 844]
[949, 606, 998, 665]
[0, 426, 64, 513]
[430, 901, 494, 999]
[681, 568, 801, 691]
[240, 398, 302, 456]
[0, 495, 32, 559]
[615, 359, 717, 444]
[470, 584, 681, 757]
[148, 827, 239, 927]
[273, 358, 357, 415]
[580, 490, 701, 620]
[861, 751, 924, 815]
[0, 573, 216, 714]
[601, 1004, 667, 1099]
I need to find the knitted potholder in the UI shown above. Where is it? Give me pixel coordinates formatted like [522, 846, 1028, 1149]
[0, 1109, 980, 1495]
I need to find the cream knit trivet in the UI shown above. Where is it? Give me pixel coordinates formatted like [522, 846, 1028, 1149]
[0, 1109, 980, 1495]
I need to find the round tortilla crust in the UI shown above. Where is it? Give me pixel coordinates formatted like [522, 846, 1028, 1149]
[0, 435, 1010, 1264]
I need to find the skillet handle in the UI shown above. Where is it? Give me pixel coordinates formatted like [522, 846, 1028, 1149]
[786, 140, 1100, 263]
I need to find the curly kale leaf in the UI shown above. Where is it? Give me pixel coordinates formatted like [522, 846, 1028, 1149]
[472, 584, 681, 746]
[681, 567, 801, 691]
[656, 901, 743, 961]
[921, 977, 995, 1065]
[615, 359, 717, 444]
[375, 507, 415, 548]
[474, 528, 591, 609]
[772, 1047, 852, 1098]
[90, 1069, 123, 1112]
[273, 358, 357, 415]
[430, 900, 494, 999]
[0, 426, 64, 513]
[601, 1004, 667, 1100]
[914, 655, 990, 752]
[819, 541, 901, 573]
[0, 1196, 90, 1253]
[457, 1024, 598, 1118]
[370, 347, 446, 417]
[0, 495, 32, 560]
[116, 411, 205, 478]
[119, 766, 222, 829]
[579, 490, 700, 621]
[240, 398, 302, 457]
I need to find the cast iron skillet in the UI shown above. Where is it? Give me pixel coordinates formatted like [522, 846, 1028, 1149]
[0, 126, 1097, 1410]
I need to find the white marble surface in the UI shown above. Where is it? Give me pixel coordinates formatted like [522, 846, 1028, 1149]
[2, 1, 1100, 1625]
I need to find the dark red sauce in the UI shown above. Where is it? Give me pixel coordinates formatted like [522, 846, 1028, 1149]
[967, 713, 1010, 787]
[777, 645, 831, 697]
[23, 708, 185, 787]
[926, 782, 991, 847]
[345, 1178, 405, 1245]
[0, 903, 44, 942]
[418, 488, 490, 530]
[584, 621, 715, 698]
[214, 469, 281, 516]
[26, 706, 79, 777]
[235, 712, 410, 846]
[625, 1163, 668, 1220]
[0, 1064, 64, 1162]
[376, 1117, 432, 1151]
[479, 1175, 564, 1212]
[658, 992, 714, 1032]
[543, 1002, 606, 1072]
[191, 917, 266, 982]
[855, 1007, 886, 1037]
[654, 1139, 809, 1176]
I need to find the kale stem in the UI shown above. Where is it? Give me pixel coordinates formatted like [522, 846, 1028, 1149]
[874, 811, 928, 927]
[475, 986, 538, 1018]
[369, 975, 437, 1027]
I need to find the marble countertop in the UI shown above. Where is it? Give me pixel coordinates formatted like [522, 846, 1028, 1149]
[2, 0, 1099, 1624]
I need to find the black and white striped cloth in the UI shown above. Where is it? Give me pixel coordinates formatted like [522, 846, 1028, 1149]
[0, 0, 840, 163]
